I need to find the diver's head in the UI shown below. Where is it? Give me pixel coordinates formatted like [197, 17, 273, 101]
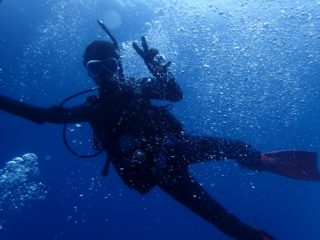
[83, 40, 120, 87]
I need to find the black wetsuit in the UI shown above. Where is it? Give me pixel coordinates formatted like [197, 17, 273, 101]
[0, 74, 270, 239]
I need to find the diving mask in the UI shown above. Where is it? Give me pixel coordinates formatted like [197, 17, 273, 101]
[86, 58, 119, 78]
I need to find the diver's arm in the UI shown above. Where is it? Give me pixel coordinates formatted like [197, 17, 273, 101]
[0, 95, 90, 124]
[132, 36, 183, 102]
[138, 74, 183, 102]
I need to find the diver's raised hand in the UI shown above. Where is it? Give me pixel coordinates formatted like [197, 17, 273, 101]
[132, 36, 171, 74]
[132, 36, 159, 64]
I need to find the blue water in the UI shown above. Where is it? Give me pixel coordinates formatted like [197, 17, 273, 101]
[1, 0, 320, 239]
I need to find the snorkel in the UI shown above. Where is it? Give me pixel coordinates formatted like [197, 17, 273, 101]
[97, 19, 125, 81]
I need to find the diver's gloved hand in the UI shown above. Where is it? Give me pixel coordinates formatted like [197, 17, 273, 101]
[132, 36, 171, 76]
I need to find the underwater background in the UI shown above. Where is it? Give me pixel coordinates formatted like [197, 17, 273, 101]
[0, 0, 320, 239]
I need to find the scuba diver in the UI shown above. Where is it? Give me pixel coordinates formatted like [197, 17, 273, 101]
[0, 21, 319, 240]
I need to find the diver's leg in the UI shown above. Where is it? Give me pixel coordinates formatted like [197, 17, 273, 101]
[157, 170, 273, 240]
[165, 134, 263, 170]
